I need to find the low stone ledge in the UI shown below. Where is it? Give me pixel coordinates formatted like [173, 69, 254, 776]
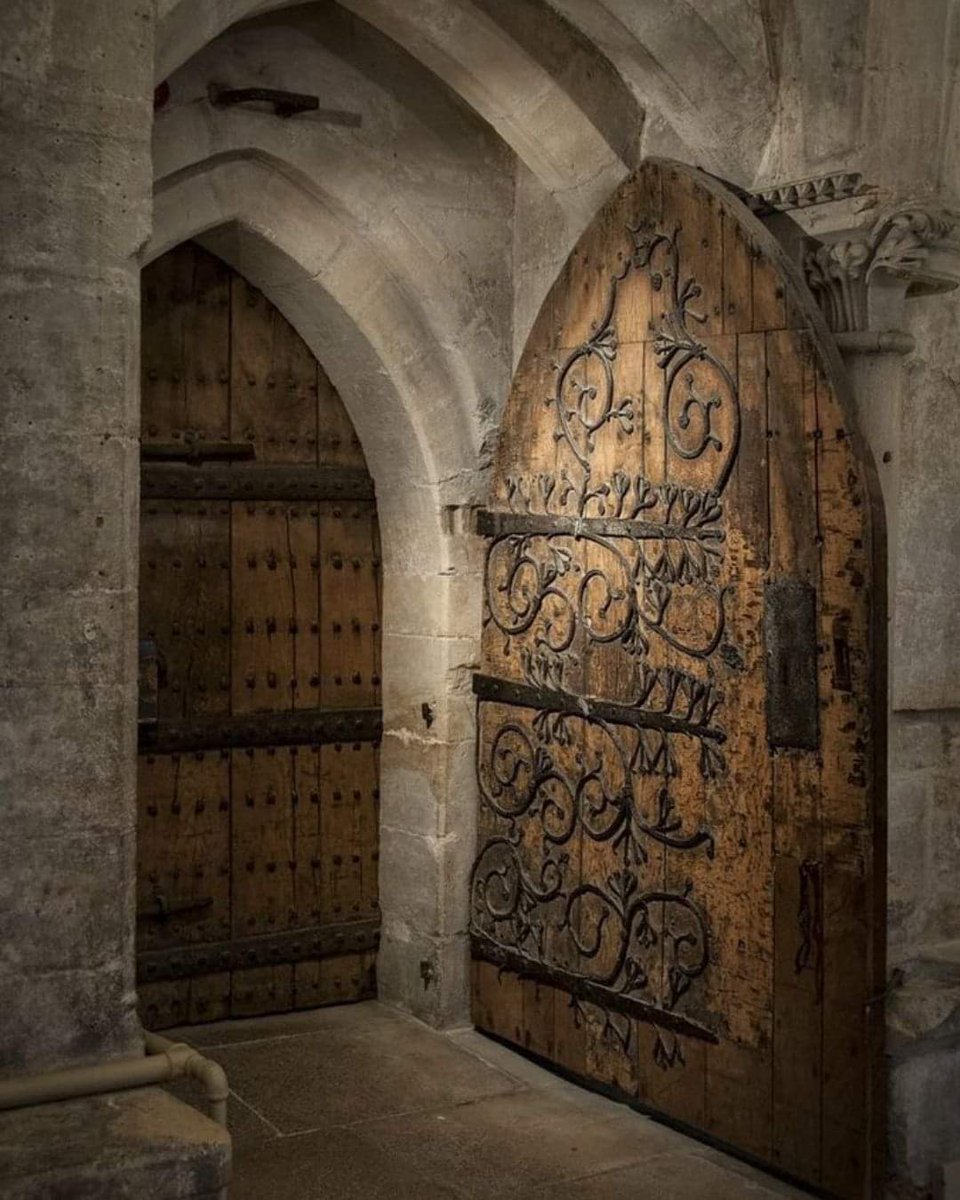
[888, 941, 960, 1194]
[889, 940, 960, 1054]
[0, 1085, 230, 1199]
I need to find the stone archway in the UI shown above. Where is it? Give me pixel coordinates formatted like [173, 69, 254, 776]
[145, 180, 485, 1026]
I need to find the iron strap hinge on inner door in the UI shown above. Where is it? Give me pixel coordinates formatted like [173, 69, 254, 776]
[137, 920, 381, 983]
[139, 707, 383, 753]
[141, 464, 375, 501]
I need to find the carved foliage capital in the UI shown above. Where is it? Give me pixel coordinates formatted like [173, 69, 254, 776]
[802, 206, 960, 333]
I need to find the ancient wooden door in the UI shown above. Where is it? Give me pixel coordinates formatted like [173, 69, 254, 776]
[470, 160, 885, 1198]
[137, 242, 381, 1029]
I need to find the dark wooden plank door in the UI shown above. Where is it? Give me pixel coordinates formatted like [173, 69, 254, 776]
[470, 160, 885, 1199]
[137, 242, 382, 1028]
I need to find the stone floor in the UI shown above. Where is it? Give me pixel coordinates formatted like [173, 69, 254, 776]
[165, 1001, 813, 1200]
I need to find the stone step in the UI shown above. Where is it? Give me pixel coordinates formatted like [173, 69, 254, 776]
[0, 1086, 230, 1199]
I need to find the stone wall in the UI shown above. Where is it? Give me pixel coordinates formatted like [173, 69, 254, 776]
[888, 284, 960, 956]
[3, 0, 960, 1193]
[0, 0, 153, 1076]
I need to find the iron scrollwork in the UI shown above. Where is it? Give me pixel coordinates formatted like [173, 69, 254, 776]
[474, 217, 740, 1067]
[532, 221, 740, 507]
[471, 699, 717, 1059]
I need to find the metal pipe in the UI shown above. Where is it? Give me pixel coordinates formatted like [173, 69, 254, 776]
[143, 1031, 230, 1127]
[0, 1033, 230, 1195]
[0, 1033, 229, 1125]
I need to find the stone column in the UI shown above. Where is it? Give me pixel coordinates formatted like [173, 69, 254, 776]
[766, 184, 960, 1193]
[377, 497, 484, 1029]
[801, 206, 960, 614]
[0, 0, 153, 1074]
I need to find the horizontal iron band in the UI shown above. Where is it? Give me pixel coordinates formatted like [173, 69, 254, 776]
[140, 706, 382, 753]
[473, 674, 724, 743]
[138, 919, 380, 984]
[476, 509, 722, 543]
[141, 441, 255, 463]
[472, 934, 718, 1045]
[141, 464, 375, 501]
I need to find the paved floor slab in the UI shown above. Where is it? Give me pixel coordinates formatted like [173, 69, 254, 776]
[166, 1001, 814, 1199]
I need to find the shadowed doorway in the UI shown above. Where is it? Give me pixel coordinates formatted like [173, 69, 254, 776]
[136, 241, 382, 1028]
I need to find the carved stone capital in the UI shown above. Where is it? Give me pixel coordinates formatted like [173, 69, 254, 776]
[802, 206, 960, 335]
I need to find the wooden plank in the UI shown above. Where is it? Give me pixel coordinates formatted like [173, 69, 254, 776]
[522, 980, 557, 1061]
[815, 357, 880, 1199]
[139, 503, 231, 723]
[752, 248, 787, 333]
[704, 326, 773, 1157]
[187, 972, 232, 1025]
[317, 365, 367, 470]
[294, 953, 376, 1008]
[231, 746, 297, 938]
[139, 242, 382, 1030]
[771, 830, 823, 1182]
[721, 206, 754, 335]
[136, 751, 231, 952]
[231, 502, 320, 715]
[296, 741, 379, 927]
[472, 960, 524, 1047]
[319, 502, 381, 710]
[230, 274, 317, 463]
[638, 1024, 707, 1129]
[137, 980, 191, 1031]
[141, 242, 230, 445]
[766, 325, 824, 1183]
[141, 464, 374, 501]
[231, 964, 293, 1018]
[467, 160, 879, 1198]
[319, 742, 364, 924]
[665, 165, 725, 338]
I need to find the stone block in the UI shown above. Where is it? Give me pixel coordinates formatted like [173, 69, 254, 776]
[888, 946, 960, 1191]
[887, 771, 929, 950]
[382, 631, 480, 741]
[0, 587, 137, 691]
[0, 828, 135, 976]
[380, 732, 478, 843]
[926, 775, 960, 944]
[378, 826, 442, 936]
[0, 277, 141, 439]
[377, 921, 470, 1030]
[894, 585, 960, 713]
[0, 1087, 229, 1199]
[891, 712, 953, 776]
[440, 736, 480, 841]
[438, 828, 476, 940]
[433, 932, 472, 1029]
[374, 486, 446, 575]
[380, 739, 443, 838]
[377, 920, 443, 1026]
[0, 964, 139, 1079]
[0, 680, 137, 839]
[0, 0, 155, 104]
[890, 1042, 960, 1193]
[0, 118, 151, 276]
[383, 570, 483, 641]
[0, 431, 138, 593]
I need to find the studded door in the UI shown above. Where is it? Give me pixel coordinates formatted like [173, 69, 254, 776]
[137, 242, 381, 1028]
[470, 160, 885, 1198]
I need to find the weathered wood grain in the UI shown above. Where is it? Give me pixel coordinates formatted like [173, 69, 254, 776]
[470, 160, 883, 1200]
[139, 242, 382, 1026]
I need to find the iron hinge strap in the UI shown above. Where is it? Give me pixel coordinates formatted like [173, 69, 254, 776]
[138, 919, 381, 983]
[139, 706, 383, 754]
